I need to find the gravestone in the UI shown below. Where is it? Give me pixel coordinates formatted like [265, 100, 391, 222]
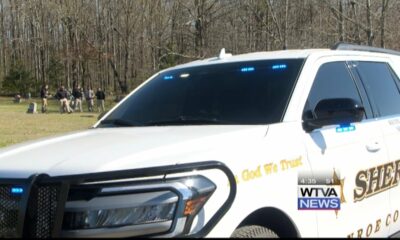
[27, 102, 37, 114]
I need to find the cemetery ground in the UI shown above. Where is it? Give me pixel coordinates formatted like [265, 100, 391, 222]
[0, 97, 114, 148]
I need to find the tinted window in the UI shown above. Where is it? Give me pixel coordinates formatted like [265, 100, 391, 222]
[304, 62, 363, 116]
[100, 59, 304, 127]
[355, 62, 400, 117]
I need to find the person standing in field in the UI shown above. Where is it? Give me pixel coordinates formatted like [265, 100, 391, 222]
[86, 87, 95, 112]
[96, 87, 106, 113]
[40, 84, 49, 113]
[56, 85, 73, 114]
[72, 86, 83, 112]
[81, 87, 86, 102]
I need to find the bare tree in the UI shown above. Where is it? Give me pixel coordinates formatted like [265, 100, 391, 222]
[1, 0, 400, 97]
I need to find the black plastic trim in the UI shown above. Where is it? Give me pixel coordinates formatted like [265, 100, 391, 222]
[52, 182, 70, 237]
[0, 160, 237, 238]
[15, 175, 39, 238]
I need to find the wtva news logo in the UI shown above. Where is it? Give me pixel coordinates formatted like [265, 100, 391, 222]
[298, 185, 341, 210]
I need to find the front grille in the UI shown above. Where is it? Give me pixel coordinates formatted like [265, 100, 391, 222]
[0, 185, 23, 238]
[25, 184, 61, 238]
[0, 161, 234, 238]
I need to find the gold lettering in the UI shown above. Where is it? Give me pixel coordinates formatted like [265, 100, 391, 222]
[354, 170, 368, 202]
[263, 163, 274, 175]
[280, 157, 302, 171]
[280, 160, 288, 171]
[357, 228, 363, 238]
[354, 160, 400, 202]
[366, 224, 373, 237]
[375, 219, 381, 233]
[347, 232, 354, 238]
[366, 165, 384, 196]
[381, 162, 394, 190]
[242, 170, 249, 181]
[242, 166, 262, 181]
[349, 212, 400, 237]
[386, 214, 391, 227]
[234, 175, 240, 184]
[393, 160, 400, 186]
[295, 156, 303, 166]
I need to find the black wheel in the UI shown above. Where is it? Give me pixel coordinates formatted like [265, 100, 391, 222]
[231, 225, 279, 238]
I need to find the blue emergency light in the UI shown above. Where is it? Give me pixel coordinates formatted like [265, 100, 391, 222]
[272, 64, 287, 70]
[163, 75, 174, 80]
[240, 67, 255, 72]
[11, 187, 24, 195]
[336, 124, 356, 133]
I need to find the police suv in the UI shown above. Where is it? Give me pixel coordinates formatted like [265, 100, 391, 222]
[1, 43, 400, 238]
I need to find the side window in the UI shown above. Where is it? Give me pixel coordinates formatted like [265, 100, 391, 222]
[303, 61, 363, 119]
[354, 62, 400, 117]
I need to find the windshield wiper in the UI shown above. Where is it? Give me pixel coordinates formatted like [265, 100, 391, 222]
[99, 118, 137, 127]
[143, 116, 232, 126]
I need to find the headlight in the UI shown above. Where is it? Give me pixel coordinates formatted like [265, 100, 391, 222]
[60, 175, 216, 238]
[63, 200, 177, 229]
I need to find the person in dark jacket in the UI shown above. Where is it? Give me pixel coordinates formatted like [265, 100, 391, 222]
[56, 85, 73, 114]
[40, 84, 49, 113]
[72, 86, 83, 112]
[95, 88, 106, 113]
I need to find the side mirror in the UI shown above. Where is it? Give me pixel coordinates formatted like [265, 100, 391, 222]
[303, 98, 365, 132]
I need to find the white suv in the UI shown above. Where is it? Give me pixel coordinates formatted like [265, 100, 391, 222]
[0, 43, 400, 238]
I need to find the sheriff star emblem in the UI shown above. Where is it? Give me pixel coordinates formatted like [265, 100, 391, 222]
[333, 168, 346, 218]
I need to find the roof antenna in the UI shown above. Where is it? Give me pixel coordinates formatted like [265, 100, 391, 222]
[218, 48, 232, 60]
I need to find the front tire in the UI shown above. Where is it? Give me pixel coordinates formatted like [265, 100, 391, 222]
[231, 225, 279, 238]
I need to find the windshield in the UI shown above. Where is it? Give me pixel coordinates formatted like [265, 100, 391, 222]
[98, 59, 304, 127]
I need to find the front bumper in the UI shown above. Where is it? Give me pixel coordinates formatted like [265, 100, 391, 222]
[0, 161, 236, 238]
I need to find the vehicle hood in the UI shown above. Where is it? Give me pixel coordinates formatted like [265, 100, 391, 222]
[0, 126, 268, 178]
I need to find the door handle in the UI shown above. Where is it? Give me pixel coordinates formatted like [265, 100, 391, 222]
[366, 142, 381, 152]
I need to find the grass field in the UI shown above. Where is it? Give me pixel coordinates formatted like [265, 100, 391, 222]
[0, 97, 115, 148]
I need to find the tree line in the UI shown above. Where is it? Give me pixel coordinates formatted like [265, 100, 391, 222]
[0, 0, 397, 97]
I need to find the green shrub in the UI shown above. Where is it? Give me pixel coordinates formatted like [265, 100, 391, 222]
[2, 61, 35, 96]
